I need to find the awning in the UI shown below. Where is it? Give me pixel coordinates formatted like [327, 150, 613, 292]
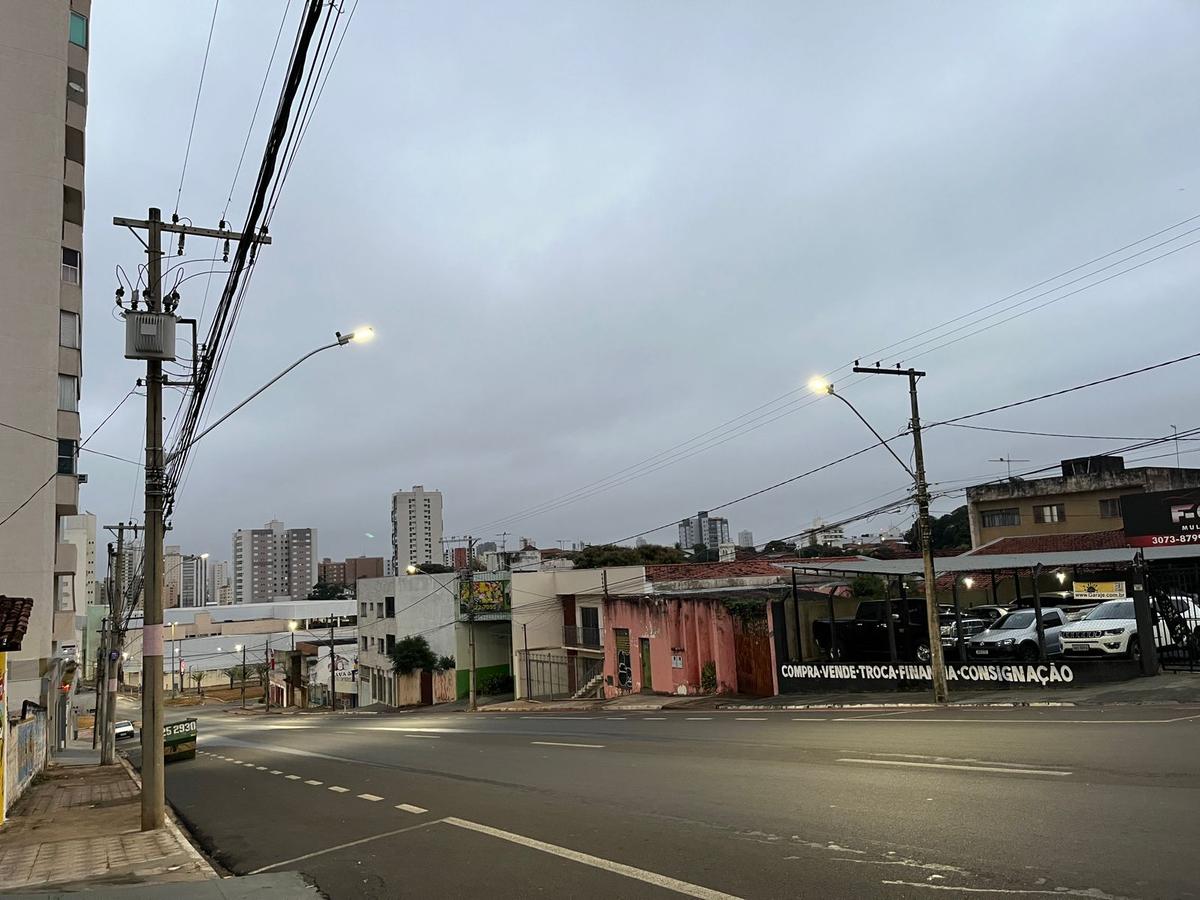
[775, 544, 1199, 577]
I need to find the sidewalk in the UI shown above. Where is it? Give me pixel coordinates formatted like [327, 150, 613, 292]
[0, 738, 214, 894]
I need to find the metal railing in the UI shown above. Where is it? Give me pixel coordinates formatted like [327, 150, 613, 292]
[519, 651, 605, 700]
[563, 625, 603, 649]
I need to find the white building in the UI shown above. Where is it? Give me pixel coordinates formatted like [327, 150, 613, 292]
[678, 511, 730, 549]
[57, 512, 96, 657]
[164, 545, 182, 608]
[207, 560, 232, 606]
[232, 520, 317, 603]
[737, 530, 754, 548]
[180, 554, 207, 607]
[356, 572, 511, 707]
[390, 485, 444, 572]
[0, 0, 91, 714]
[808, 518, 847, 548]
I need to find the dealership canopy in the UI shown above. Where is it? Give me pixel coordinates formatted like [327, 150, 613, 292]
[776, 544, 1200, 578]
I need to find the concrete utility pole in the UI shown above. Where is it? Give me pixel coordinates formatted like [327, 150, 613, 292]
[329, 623, 336, 709]
[463, 536, 478, 711]
[114, 208, 270, 831]
[852, 365, 949, 704]
[264, 635, 271, 714]
[100, 521, 139, 765]
[239, 644, 247, 709]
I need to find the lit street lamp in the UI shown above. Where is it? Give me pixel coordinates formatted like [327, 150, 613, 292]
[288, 620, 298, 651]
[236, 644, 246, 709]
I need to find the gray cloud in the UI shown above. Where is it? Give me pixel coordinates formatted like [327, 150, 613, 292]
[78, 1, 1200, 561]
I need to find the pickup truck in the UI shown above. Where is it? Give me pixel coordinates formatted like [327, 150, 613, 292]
[813, 598, 944, 663]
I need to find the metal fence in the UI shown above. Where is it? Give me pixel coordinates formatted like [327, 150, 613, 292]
[1147, 564, 1200, 673]
[517, 651, 604, 700]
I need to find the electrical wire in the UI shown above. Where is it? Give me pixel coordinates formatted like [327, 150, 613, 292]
[173, 0, 221, 218]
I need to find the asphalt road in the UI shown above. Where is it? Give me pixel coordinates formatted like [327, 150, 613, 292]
[132, 699, 1200, 899]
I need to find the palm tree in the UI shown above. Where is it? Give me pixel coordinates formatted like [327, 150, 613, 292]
[189, 670, 205, 695]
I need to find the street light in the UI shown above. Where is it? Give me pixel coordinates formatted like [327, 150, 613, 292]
[163, 327, 374, 465]
[405, 564, 419, 575]
[1055, 571, 1067, 585]
[813, 369, 949, 703]
[963, 577, 975, 590]
[288, 620, 298, 651]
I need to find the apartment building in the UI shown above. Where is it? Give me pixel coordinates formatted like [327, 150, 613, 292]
[317, 556, 384, 586]
[179, 553, 207, 607]
[678, 511, 730, 549]
[965, 455, 1200, 549]
[164, 544, 182, 608]
[0, 1, 92, 709]
[207, 559, 232, 605]
[390, 485, 443, 571]
[232, 520, 317, 603]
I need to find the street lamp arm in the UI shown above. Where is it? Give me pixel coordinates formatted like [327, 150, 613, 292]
[164, 339, 344, 465]
[828, 389, 915, 479]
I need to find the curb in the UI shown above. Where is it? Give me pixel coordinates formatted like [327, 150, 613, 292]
[715, 701, 1079, 710]
[116, 754, 220, 879]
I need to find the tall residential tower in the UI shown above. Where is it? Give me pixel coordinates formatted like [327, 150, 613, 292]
[232, 520, 317, 603]
[391, 485, 443, 571]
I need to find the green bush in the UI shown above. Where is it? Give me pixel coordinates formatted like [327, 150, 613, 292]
[436, 655, 456, 671]
[700, 661, 717, 693]
[392, 635, 437, 675]
[480, 673, 514, 695]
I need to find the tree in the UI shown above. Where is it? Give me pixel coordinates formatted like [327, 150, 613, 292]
[762, 540, 797, 555]
[189, 670, 205, 695]
[412, 563, 456, 574]
[391, 635, 437, 675]
[307, 581, 349, 602]
[570, 543, 686, 569]
[252, 662, 270, 687]
[223, 665, 249, 688]
[800, 544, 847, 558]
[850, 574, 887, 599]
[904, 505, 971, 551]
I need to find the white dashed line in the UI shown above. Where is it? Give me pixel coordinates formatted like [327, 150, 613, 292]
[837, 758, 1071, 777]
[328, 786, 349, 793]
[285, 775, 301, 780]
[531, 741, 605, 749]
[735, 717, 767, 721]
[255, 766, 267, 771]
[643, 717, 666, 721]
[606, 717, 626, 720]
[243, 763, 256, 767]
[685, 717, 713, 721]
[395, 804, 427, 814]
[358, 793, 384, 802]
[269, 770, 282, 775]
[305, 779, 324, 786]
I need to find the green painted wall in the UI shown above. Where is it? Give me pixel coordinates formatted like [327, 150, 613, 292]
[456, 663, 511, 699]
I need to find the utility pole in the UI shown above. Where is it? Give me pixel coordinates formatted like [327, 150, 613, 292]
[264, 635, 271, 714]
[329, 622, 336, 709]
[463, 536, 478, 711]
[100, 521, 140, 765]
[239, 644, 247, 709]
[114, 208, 270, 830]
[853, 365, 949, 704]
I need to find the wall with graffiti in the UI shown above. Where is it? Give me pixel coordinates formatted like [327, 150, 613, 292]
[5, 711, 48, 814]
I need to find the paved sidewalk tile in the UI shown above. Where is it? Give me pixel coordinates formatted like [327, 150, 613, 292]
[0, 760, 215, 893]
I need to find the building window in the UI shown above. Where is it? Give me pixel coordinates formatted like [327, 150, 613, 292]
[63, 186, 83, 226]
[67, 67, 87, 105]
[360, 636, 367, 651]
[57, 438, 76, 474]
[69, 11, 88, 47]
[1099, 498, 1122, 519]
[981, 508, 1020, 528]
[385, 596, 395, 618]
[61, 248, 81, 285]
[65, 125, 85, 165]
[60, 310, 80, 348]
[58, 374, 78, 411]
[1033, 504, 1066, 524]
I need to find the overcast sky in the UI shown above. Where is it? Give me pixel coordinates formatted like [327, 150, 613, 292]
[78, 1, 1200, 564]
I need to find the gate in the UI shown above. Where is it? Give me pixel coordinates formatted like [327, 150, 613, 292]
[733, 617, 775, 696]
[519, 651, 604, 699]
[1146, 564, 1200, 673]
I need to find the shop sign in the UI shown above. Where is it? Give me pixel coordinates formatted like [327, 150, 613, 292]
[1123, 489, 1200, 547]
[1072, 581, 1126, 600]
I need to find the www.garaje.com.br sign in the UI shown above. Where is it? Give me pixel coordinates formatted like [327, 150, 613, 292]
[780, 662, 1075, 686]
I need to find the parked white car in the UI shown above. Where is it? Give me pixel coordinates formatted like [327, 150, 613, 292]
[1060, 597, 1200, 660]
[113, 720, 136, 741]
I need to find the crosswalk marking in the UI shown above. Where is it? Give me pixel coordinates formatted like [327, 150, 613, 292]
[395, 803, 427, 814]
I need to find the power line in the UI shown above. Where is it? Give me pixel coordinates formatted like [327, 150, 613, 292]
[469, 214, 1200, 534]
[173, 0, 221, 218]
[940, 422, 1199, 442]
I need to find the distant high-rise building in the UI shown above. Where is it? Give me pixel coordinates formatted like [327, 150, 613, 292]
[117, 539, 145, 606]
[808, 518, 847, 549]
[58, 512, 96, 616]
[737, 530, 754, 548]
[179, 554, 207, 607]
[232, 520, 317, 603]
[0, 0, 92, 709]
[391, 485, 444, 571]
[207, 560, 232, 605]
[476, 541, 497, 555]
[678, 511, 730, 549]
[164, 545, 183, 608]
[318, 556, 385, 586]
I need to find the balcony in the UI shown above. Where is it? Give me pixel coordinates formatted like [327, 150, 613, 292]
[563, 625, 603, 650]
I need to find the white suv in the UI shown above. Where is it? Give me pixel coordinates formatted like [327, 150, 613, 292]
[1060, 597, 1200, 660]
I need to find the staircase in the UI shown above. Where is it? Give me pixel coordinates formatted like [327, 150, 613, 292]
[571, 673, 604, 700]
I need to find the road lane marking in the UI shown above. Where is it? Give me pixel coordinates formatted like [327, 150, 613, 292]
[395, 804, 427, 814]
[735, 717, 767, 721]
[643, 717, 667, 721]
[837, 751, 1060, 770]
[255, 766, 267, 771]
[284, 775, 301, 780]
[530, 741, 605, 749]
[837, 758, 1071, 777]
[358, 793, 384, 802]
[443, 817, 743, 900]
[520, 716, 595, 720]
[304, 779, 324, 786]
[243, 763, 256, 767]
[328, 786, 349, 793]
[606, 717, 627, 720]
[269, 770, 282, 775]
[246, 820, 445, 874]
[880, 880, 1114, 895]
[685, 717, 713, 721]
